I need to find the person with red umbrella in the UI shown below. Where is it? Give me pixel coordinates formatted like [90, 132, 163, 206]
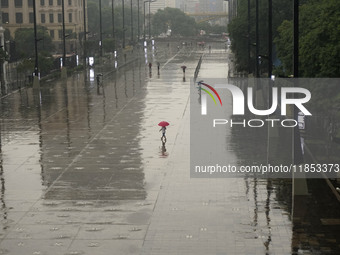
[158, 121, 169, 142]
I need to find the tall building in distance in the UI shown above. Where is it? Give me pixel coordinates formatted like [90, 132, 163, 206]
[149, 0, 176, 13]
[0, 0, 86, 54]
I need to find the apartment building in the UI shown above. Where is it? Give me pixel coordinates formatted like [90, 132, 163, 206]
[1, 0, 86, 54]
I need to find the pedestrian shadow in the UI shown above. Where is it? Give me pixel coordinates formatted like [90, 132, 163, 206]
[159, 140, 169, 158]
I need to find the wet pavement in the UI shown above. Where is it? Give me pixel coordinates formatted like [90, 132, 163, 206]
[0, 41, 339, 255]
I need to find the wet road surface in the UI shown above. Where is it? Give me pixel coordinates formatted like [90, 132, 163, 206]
[0, 42, 339, 254]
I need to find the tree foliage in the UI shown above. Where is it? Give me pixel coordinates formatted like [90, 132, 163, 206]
[152, 8, 197, 36]
[230, 0, 340, 77]
[228, 0, 292, 74]
[14, 27, 54, 59]
[197, 22, 227, 35]
[275, 0, 340, 77]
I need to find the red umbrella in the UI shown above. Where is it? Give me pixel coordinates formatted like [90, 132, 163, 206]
[158, 121, 170, 127]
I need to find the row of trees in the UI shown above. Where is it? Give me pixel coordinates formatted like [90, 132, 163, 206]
[87, 1, 227, 43]
[228, 0, 340, 78]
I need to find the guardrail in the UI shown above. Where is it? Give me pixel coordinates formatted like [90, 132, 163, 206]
[194, 54, 203, 82]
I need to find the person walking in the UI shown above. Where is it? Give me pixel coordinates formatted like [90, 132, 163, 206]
[157, 62, 160, 75]
[159, 126, 167, 142]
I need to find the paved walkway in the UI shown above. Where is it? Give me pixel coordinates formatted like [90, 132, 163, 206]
[2, 43, 338, 255]
[140, 49, 293, 255]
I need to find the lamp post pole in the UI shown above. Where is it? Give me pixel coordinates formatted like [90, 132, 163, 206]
[33, 0, 39, 77]
[247, 0, 251, 74]
[130, 0, 133, 44]
[112, 0, 116, 53]
[122, 0, 125, 48]
[83, 0, 87, 66]
[61, 0, 67, 77]
[137, 0, 140, 42]
[293, 0, 299, 77]
[268, 0, 272, 78]
[148, 1, 151, 39]
[255, 0, 259, 78]
[99, 0, 103, 56]
[143, 1, 147, 42]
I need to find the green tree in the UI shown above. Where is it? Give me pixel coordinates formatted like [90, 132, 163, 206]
[14, 27, 55, 59]
[197, 22, 227, 35]
[152, 8, 197, 36]
[274, 20, 293, 75]
[228, 0, 292, 74]
[274, 0, 340, 77]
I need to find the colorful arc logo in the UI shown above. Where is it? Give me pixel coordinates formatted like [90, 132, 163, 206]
[198, 81, 223, 106]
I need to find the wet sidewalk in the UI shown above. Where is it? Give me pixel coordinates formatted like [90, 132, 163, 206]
[140, 49, 293, 255]
[0, 42, 339, 255]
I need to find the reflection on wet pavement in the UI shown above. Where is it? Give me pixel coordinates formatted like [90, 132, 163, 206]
[0, 42, 339, 254]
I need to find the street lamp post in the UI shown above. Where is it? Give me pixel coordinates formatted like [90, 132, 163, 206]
[247, 0, 251, 74]
[143, 1, 147, 42]
[33, 0, 39, 78]
[143, 0, 156, 42]
[293, 0, 299, 77]
[268, 0, 272, 78]
[83, 0, 87, 67]
[130, 0, 133, 44]
[99, 0, 103, 57]
[137, 0, 140, 42]
[228, 0, 231, 24]
[148, 1, 151, 39]
[122, 0, 125, 48]
[112, 0, 116, 53]
[61, 0, 67, 78]
[255, 0, 259, 78]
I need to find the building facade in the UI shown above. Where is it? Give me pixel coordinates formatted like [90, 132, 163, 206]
[0, 0, 86, 54]
[149, 0, 176, 14]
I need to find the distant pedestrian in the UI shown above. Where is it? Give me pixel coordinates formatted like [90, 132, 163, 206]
[160, 126, 167, 142]
[96, 73, 103, 86]
[181, 65, 186, 74]
[148, 62, 152, 73]
[157, 62, 160, 75]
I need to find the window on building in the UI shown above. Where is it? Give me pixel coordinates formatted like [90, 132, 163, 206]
[15, 13, 23, 23]
[2, 13, 9, 24]
[50, 30, 55, 39]
[68, 0, 71, 6]
[28, 0, 33, 7]
[57, 0, 61, 5]
[40, 0, 45, 6]
[68, 13, 72, 23]
[41, 13, 45, 23]
[58, 13, 62, 23]
[15, 0, 23, 8]
[49, 13, 54, 23]
[29, 12, 34, 23]
[49, 0, 53, 6]
[58, 30, 62, 39]
[1, 0, 9, 8]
